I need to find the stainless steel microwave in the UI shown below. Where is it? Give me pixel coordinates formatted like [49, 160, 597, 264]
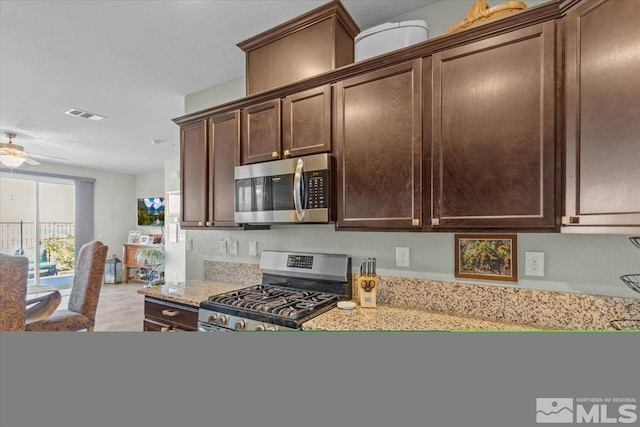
[234, 153, 334, 224]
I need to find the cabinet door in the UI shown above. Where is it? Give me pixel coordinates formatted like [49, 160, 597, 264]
[282, 84, 332, 158]
[564, 0, 640, 230]
[241, 99, 281, 164]
[431, 22, 557, 230]
[209, 111, 240, 227]
[180, 120, 208, 227]
[336, 60, 423, 230]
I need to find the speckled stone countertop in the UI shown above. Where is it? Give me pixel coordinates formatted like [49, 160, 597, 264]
[137, 280, 246, 307]
[302, 305, 553, 331]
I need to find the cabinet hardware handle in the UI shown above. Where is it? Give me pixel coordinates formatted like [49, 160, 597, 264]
[272, 151, 279, 158]
[283, 149, 291, 157]
[205, 221, 211, 226]
[431, 218, 440, 226]
[412, 219, 420, 226]
[161, 326, 170, 332]
[562, 216, 580, 225]
[162, 309, 179, 317]
[198, 221, 203, 226]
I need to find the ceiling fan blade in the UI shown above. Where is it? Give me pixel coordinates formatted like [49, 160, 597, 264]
[22, 157, 41, 166]
[27, 152, 69, 164]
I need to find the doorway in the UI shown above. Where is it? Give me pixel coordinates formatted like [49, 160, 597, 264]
[0, 174, 75, 294]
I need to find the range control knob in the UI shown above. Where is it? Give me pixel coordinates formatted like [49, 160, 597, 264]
[255, 324, 266, 331]
[208, 314, 218, 324]
[266, 326, 278, 331]
[216, 315, 228, 327]
[234, 319, 246, 330]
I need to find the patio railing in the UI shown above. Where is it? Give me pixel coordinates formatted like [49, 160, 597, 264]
[0, 221, 75, 257]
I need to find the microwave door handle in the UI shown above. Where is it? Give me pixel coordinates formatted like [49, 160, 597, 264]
[293, 158, 305, 221]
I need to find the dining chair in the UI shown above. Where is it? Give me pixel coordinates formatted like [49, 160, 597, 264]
[25, 241, 109, 332]
[0, 253, 29, 331]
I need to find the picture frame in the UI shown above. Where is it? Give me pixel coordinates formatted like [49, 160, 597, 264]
[166, 191, 181, 216]
[139, 235, 151, 244]
[127, 231, 141, 244]
[455, 234, 517, 282]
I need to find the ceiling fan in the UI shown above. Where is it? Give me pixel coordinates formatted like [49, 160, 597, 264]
[0, 132, 69, 168]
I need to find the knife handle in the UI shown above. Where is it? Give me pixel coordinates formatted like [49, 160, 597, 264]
[372, 258, 376, 276]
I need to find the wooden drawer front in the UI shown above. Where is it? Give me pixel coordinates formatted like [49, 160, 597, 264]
[144, 299, 198, 330]
[144, 318, 172, 332]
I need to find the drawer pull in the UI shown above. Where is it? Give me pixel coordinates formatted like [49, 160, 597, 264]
[162, 309, 179, 317]
[161, 326, 170, 332]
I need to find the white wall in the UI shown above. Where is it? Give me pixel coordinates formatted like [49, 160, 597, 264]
[163, 158, 186, 283]
[181, 0, 640, 300]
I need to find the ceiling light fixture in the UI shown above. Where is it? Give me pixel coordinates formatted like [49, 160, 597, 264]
[0, 153, 26, 168]
[0, 133, 27, 168]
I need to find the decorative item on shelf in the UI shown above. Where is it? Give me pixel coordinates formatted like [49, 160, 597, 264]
[445, 0, 527, 34]
[611, 237, 640, 331]
[103, 254, 123, 284]
[127, 230, 141, 244]
[358, 257, 378, 308]
[133, 247, 164, 288]
[455, 234, 517, 282]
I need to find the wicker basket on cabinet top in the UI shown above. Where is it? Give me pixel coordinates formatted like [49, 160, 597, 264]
[445, 0, 527, 34]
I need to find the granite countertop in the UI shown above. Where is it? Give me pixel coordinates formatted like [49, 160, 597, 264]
[302, 304, 554, 331]
[137, 280, 246, 307]
[138, 281, 554, 330]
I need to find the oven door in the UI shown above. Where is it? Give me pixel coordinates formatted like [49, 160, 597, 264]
[198, 321, 231, 332]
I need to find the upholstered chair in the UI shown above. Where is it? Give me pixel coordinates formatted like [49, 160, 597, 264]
[26, 241, 108, 332]
[0, 253, 28, 331]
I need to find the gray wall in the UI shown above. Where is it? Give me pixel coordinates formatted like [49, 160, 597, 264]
[182, 0, 640, 300]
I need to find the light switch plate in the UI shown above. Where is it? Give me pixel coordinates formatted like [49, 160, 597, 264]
[249, 241, 257, 257]
[229, 240, 238, 255]
[396, 247, 410, 267]
[219, 240, 227, 254]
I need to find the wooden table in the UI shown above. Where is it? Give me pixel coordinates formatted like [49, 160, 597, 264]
[122, 244, 163, 284]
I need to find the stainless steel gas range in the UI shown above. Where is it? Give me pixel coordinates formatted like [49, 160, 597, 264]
[198, 250, 351, 331]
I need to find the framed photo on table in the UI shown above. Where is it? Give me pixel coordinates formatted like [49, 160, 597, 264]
[139, 235, 151, 244]
[454, 234, 517, 282]
[127, 231, 141, 244]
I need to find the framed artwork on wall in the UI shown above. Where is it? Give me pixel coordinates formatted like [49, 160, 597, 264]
[454, 234, 517, 282]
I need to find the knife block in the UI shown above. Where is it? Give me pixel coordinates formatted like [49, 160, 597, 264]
[358, 274, 378, 308]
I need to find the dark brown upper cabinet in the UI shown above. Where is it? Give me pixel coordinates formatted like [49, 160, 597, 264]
[335, 59, 423, 230]
[209, 111, 241, 227]
[180, 111, 240, 228]
[430, 22, 558, 231]
[180, 120, 208, 227]
[241, 86, 332, 165]
[240, 99, 281, 165]
[563, 0, 640, 231]
[282, 84, 332, 158]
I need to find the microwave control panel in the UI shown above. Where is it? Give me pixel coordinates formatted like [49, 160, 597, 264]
[306, 170, 328, 209]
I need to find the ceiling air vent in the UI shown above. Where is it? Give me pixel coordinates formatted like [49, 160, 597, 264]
[64, 108, 107, 121]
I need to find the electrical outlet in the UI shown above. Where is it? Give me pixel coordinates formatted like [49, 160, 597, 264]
[249, 241, 257, 257]
[396, 247, 410, 267]
[219, 240, 227, 254]
[525, 251, 544, 276]
[229, 240, 238, 255]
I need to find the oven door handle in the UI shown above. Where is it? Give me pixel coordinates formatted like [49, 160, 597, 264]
[293, 157, 305, 221]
